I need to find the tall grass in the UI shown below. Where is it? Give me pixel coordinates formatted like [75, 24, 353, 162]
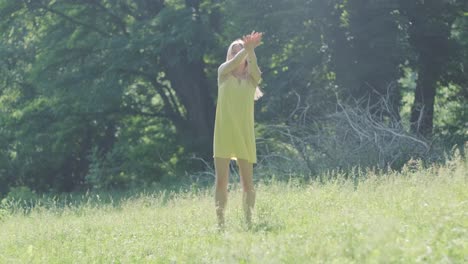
[0, 156, 466, 263]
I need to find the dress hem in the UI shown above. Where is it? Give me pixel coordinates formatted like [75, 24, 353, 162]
[213, 154, 256, 164]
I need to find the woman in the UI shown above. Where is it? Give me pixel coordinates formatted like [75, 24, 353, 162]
[213, 31, 264, 229]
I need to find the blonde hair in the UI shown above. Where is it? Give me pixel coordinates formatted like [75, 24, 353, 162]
[226, 39, 244, 61]
[226, 39, 264, 101]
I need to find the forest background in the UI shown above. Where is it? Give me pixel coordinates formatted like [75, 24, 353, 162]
[0, 0, 466, 195]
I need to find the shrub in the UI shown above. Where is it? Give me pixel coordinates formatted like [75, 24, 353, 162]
[253, 94, 449, 180]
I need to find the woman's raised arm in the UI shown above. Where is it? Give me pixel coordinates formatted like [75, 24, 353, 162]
[244, 31, 263, 85]
[247, 49, 262, 85]
[218, 48, 248, 77]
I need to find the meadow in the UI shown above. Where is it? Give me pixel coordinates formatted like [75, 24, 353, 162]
[0, 157, 467, 263]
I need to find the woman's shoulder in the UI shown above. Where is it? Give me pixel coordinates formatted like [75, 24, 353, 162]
[218, 73, 232, 86]
[217, 61, 229, 73]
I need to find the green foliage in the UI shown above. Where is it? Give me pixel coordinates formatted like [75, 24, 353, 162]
[0, 0, 218, 192]
[0, 0, 466, 193]
[434, 83, 467, 145]
[84, 116, 183, 190]
[3, 186, 37, 202]
[1, 186, 38, 211]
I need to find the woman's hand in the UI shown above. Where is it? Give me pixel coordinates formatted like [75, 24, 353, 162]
[242, 31, 263, 50]
[250, 31, 263, 48]
[242, 34, 255, 51]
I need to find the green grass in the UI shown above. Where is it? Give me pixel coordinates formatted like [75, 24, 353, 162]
[1, 158, 467, 263]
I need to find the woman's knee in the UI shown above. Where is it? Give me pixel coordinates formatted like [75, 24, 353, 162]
[214, 157, 230, 187]
[215, 177, 229, 190]
[214, 157, 230, 173]
[236, 159, 253, 191]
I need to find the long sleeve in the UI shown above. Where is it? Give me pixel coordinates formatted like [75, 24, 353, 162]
[218, 48, 248, 77]
[247, 49, 262, 85]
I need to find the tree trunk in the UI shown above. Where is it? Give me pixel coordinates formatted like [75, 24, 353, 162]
[401, 0, 457, 137]
[409, 33, 449, 137]
[165, 60, 216, 162]
[410, 63, 437, 136]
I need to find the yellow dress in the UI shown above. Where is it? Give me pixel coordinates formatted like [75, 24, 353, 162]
[213, 74, 257, 164]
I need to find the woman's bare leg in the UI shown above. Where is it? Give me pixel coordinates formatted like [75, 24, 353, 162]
[214, 157, 230, 229]
[237, 158, 255, 227]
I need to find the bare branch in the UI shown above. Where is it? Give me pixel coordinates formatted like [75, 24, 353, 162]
[254, 84, 432, 176]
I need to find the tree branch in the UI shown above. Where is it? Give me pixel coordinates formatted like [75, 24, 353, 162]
[83, 0, 130, 37]
[37, 3, 110, 37]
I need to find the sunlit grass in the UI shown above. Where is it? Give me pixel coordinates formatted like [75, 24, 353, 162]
[0, 158, 467, 263]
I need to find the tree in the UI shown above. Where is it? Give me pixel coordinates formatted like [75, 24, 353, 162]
[399, 0, 465, 137]
[0, 0, 222, 191]
[322, 0, 405, 119]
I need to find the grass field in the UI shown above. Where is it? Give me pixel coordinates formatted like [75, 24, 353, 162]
[0, 158, 467, 263]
